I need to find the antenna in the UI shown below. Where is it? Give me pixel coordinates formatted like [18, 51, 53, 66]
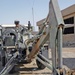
[32, 0, 35, 31]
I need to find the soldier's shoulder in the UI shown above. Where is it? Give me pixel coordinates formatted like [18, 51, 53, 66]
[20, 25, 25, 28]
[19, 25, 24, 29]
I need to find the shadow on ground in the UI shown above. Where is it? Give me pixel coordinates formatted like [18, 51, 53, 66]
[63, 58, 75, 69]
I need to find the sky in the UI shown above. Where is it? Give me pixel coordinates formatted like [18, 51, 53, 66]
[0, 0, 75, 31]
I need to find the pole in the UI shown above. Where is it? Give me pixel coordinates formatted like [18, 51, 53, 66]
[57, 26, 63, 69]
[32, 7, 35, 31]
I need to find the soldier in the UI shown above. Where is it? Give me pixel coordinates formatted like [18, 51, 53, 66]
[14, 20, 27, 59]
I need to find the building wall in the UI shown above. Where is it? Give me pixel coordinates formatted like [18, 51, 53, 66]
[63, 13, 75, 47]
[74, 15, 75, 35]
[37, 4, 75, 47]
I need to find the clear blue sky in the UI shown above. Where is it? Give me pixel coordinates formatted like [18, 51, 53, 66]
[0, 0, 75, 31]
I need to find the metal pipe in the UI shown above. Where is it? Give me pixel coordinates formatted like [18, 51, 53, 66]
[1, 46, 16, 49]
[57, 26, 63, 69]
[1, 63, 15, 75]
[0, 52, 18, 75]
[38, 54, 52, 65]
[5, 52, 18, 67]
[36, 57, 52, 70]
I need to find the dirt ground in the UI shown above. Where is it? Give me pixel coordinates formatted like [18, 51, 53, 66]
[1, 48, 75, 75]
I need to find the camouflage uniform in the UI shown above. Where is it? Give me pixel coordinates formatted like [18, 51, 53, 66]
[15, 25, 27, 58]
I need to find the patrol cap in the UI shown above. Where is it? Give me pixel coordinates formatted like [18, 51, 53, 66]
[14, 20, 20, 25]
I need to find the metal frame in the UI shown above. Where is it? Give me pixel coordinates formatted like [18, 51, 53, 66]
[27, 0, 64, 75]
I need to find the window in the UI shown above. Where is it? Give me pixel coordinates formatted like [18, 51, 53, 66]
[64, 17, 74, 24]
[63, 27, 74, 34]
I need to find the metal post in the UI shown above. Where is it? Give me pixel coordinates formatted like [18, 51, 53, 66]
[51, 45, 57, 75]
[57, 26, 63, 69]
[55, 39, 59, 69]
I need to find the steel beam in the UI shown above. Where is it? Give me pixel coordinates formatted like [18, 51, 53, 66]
[27, 26, 49, 61]
[49, 0, 64, 75]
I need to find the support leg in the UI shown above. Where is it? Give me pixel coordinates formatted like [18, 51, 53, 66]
[57, 26, 63, 69]
[51, 42, 57, 75]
